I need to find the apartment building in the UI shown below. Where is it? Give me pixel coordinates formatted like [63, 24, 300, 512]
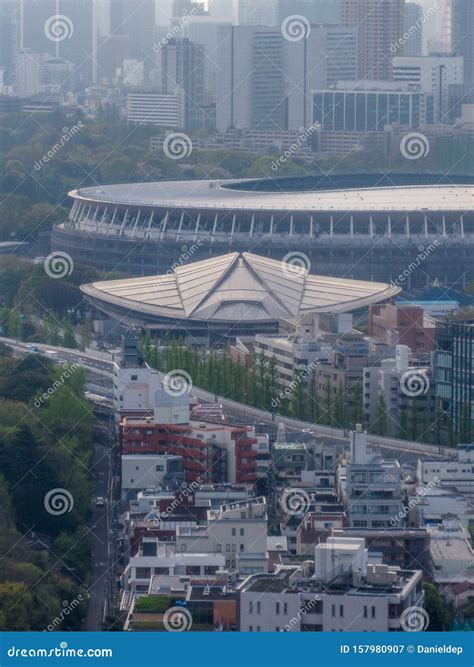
[417, 445, 474, 494]
[176, 498, 269, 574]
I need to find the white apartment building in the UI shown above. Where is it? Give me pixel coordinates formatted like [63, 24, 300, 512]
[121, 454, 183, 494]
[345, 427, 405, 528]
[427, 518, 474, 587]
[124, 540, 226, 595]
[15, 50, 48, 97]
[417, 445, 474, 493]
[239, 537, 424, 632]
[363, 345, 434, 437]
[126, 88, 185, 127]
[176, 498, 269, 574]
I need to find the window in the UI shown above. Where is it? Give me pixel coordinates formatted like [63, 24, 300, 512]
[136, 567, 151, 579]
[131, 374, 137, 381]
[276, 602, 280, 615]
[154, 567, 168, 575]
[363, 606, 367, 618]
[331, 604, 336, 618]
[226, 544, 230, 552]
[256, 626, 261, 632]
[156, 465, 164, 471]
[371, 606, 376, 619]
[339, 605, 344, 618]
[249, 601, 253, 614]
[232, 528, 236, 536]
[240, 544, 244, 551]
[216, 544, 221, 553]
[249, 626, 253, 632]
[240, 528, 245, 536]
[231, 544, 236, 552]
[256, 601, 261, 614]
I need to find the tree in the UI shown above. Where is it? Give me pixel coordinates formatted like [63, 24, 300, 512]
[423, 582, 453, 631]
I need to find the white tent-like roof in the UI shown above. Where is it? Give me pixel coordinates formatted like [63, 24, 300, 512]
[81, 252, 400, 325]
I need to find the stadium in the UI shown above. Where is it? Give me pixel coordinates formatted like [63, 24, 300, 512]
[80, 251, 399, 343]
[52, 173, 474, 287]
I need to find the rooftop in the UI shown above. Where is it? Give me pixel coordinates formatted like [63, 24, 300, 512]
[81, 251, 399, 324]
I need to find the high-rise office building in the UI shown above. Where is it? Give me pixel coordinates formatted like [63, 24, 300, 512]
[393, 55, 464, 121]
[0, 0, 20, 86]
[452, 0, 474, 86]
[287, 26, 358, 130]
[341, 0, 405, 80]
[21, 0, 95, 88]
[278, 0, 342, 25]
[403, 3, 423, 56]
[435, 319, 474, 445]
[216, 25, 286, 131]
[237, 0, 279, 26]
[160, 37, 205, 128]
[110, 0, 155, 69]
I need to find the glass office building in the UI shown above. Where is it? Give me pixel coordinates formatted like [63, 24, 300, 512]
[435, 320, 474, 444]
[313, 90, 435, 131]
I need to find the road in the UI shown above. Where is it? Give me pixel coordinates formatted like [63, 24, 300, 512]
[1, 336, 454, 459]
[85, 444, 113, 631]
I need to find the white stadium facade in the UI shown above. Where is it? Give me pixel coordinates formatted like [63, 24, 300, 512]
[53, 173, 474, 289]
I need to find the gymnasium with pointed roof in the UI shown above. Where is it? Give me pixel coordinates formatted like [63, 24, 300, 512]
[81, 252, 399, 344]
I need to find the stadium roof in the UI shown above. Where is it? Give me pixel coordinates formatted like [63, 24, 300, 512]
[81, 252, 399, 324]
[70, 177, 474, 213]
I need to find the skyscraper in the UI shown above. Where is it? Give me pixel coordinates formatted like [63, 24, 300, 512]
[216, 25, 286, 131]
[21, 0, 95, 88]
[341, 0, 405, 80]
[110, 0, 155, 68]
[237, 0, 279, 26]
[0, 0, 20, 85]
[403, 3, 423, 56]
[452, 0, 474, 86]
[160, 37, 205, 128]
[278, 0, 342, 25]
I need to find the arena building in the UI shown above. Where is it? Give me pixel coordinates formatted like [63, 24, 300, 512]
[80, 251, 399, 344]
[53, 173, 474, 287]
